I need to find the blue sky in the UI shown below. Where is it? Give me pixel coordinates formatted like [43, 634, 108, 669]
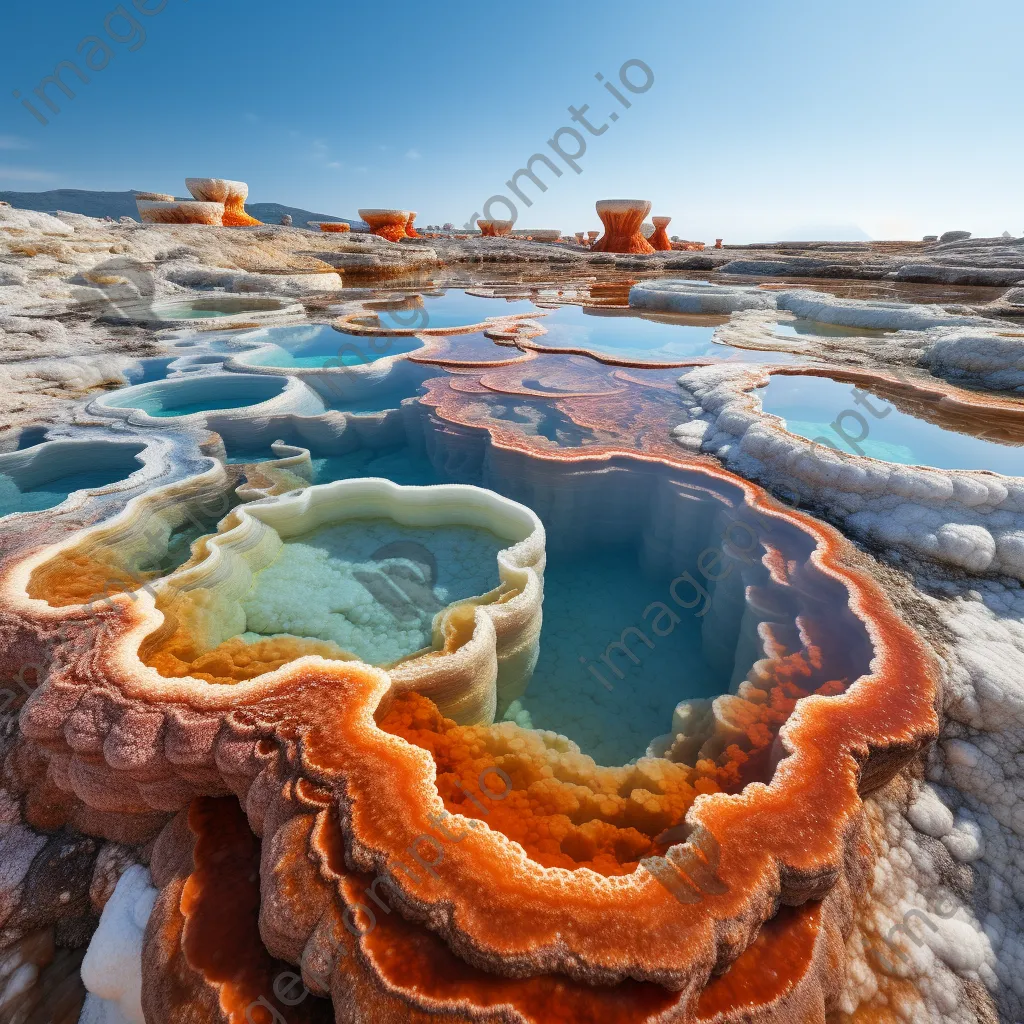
[2, 0, 1021, 242]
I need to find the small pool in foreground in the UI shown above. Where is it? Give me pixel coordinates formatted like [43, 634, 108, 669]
[756, 373, 1024, 473]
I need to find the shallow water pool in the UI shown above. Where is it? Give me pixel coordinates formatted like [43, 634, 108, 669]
[0, 442, 146, 518]
[535, 304, 797, 364]
[235, 324, 426, 369]
[240, 518, 506, 665]
[756, 373, 1024, 473]
[772, 318, 895, 339]
[360, 290, 538, 331]
[103, 374, 288, 418]
[515, 546, 721, 765]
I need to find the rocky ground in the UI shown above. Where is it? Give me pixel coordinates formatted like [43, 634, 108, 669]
[2, 204, 1021, 444]
[2, 204, 1024, 1023]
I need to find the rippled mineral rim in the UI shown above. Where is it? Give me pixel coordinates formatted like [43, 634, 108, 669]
[7, 478, 544, 710]
[0, 434, 170, 522]
[214, 322, 438, 380]
[6, 434, 938, 993]
[278, 448, 939, 991]
[86, 371, 322, 427]
[728, 363, 1024, 475]
[149, 793, 853, 1022]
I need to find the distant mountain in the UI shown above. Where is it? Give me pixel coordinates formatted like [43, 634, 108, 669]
[0, 189, 353, 229]
[244, 202, 352, 228]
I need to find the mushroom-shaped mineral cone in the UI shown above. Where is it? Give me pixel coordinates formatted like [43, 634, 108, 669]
[477, 219, 497, 236]
[136, 201, 225, 225]
[592, 199, 656, 254]
[575, 231, 586, 243]
[587, 229, 600, 244]
[715, 238, 723, 248]
[185, 177, 261, 227]
[405, 212, 419, 238]
[134, 192, 175, 202]
[358, 209, 412, 242]
[649, 216, 673, 251]
[312, 221, 351, 233]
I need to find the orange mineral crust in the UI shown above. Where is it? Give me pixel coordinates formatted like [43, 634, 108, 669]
[2, 421, 938, 1018]
[143, 796, 333, 1023]
[406, 212, 420, 237]
[322, 860, 852, 1023]
[141, 796, 851, 1024]
[649, 216, 673, 251]
[592, 200, 657, 254]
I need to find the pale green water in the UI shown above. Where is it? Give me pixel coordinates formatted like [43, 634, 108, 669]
[241, 518, 505, 665]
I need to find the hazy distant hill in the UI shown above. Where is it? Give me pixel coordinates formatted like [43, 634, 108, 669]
[760, 223, 873, 242]
[0, 189, 353, 229]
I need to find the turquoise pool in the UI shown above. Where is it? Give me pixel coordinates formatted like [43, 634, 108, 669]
[237, 324, 425, 369]
[103, 374, 288, 418]
[0, 442, 146, 518]
[756, 373, 1024, 473]
[536, 304, 797, 364]
[361, 290, 538, 331]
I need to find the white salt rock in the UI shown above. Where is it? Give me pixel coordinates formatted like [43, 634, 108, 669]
[79, 866, 157, 1024]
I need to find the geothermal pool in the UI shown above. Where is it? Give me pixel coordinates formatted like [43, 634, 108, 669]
[0, 440, 146, 519]
[102, 373, 288, 418]
[536, 303, 798, 363]
[233, 323, 426, 368]
[515, 547, 723, 765]
[756, 372, 1024, 472]
[359, 289, 538, 330]
[771, 318, 895, 339]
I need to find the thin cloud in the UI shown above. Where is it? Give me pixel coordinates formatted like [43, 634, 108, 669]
[327, 161, 342, 169]
[0, 166, 57, 182]
[405, 148, 421, 160]
[0, 135, 31, 150]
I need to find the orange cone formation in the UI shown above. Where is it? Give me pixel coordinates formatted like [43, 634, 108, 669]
[358, 208, 413, 242]
[649, 215, 673, 251]
[185, 178, 261, 226]
[405, 212, 419, 238]
[591, 200, 656, 254]
[477, 218, 513, 237]
[136, 201, 224, 225]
